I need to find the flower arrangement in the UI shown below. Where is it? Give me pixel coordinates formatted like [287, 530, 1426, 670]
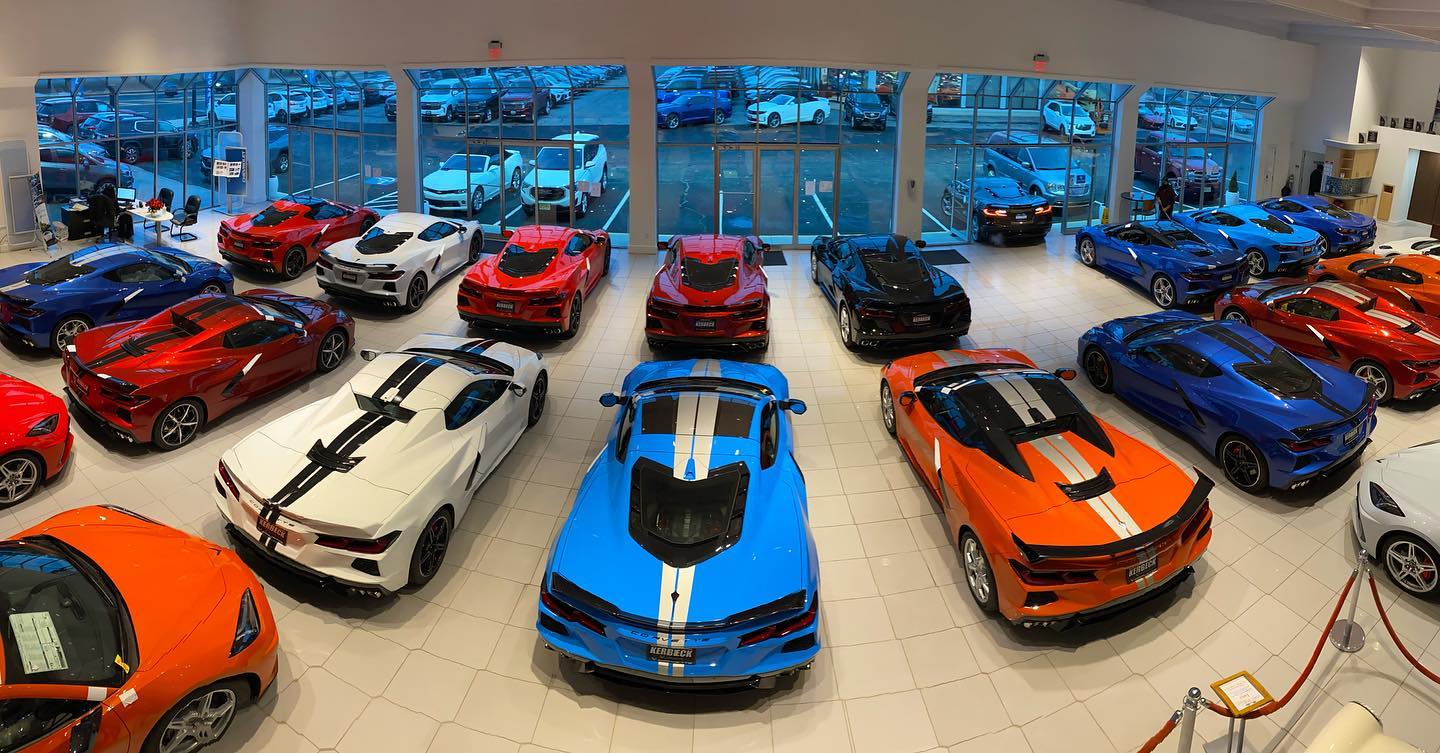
[146, 198, 165, 213]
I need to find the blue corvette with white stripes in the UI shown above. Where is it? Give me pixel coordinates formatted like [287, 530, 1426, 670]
[1172, 204, 1323, 278]
[538, 359, 817, 687]
[0, 243, 232, 353]
[1078, 311, 1376, 493]
[1075, 220, 1245, 308]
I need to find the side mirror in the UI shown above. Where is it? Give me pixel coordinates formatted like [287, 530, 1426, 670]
[69, 707, 102, 753]
[360, 348, 380, 361]
[897, 391, 917, 408]
[508, 382, 527, 397]
[1054, 368, 1077, 381]
[914, 239, 927, 249]
[782, 399, 807, 415]
[598, 392, 625, 408]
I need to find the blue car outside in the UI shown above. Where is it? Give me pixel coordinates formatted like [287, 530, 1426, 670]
[1173, 204, 1323, 278]
[1255, 195, 1377, 258]
[656, 90, 732, 129]
[1074, 220, 1245, 309]
[1077, 311, 1376, 493]
[0, 243, 233, 353]
[538, 358, 818, 688]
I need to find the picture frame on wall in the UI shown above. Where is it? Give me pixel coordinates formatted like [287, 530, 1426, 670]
[1405, 117, 1415, 130]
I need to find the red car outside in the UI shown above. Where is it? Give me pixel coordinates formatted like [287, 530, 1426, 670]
[218, 198, 377, 280]
[646, 234, 770, 350]
[62, 289, 354, 450]
[458, 224, 611, 338]
[0, 373, 72, 504]
[0, 506, 278, 753]
[1215, 280, 1440, 404]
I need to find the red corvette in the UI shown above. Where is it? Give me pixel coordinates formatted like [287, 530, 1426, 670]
[218, 197, 378, 279]
[457, 224, 611, 338]
[61, 289, 354, 450]
[1215, 280, 1440, 403]
[646, 234, 770, 350]
[0, 373, 72, 504]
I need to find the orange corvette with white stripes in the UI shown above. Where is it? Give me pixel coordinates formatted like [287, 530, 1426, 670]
[880, 348, 1213, 627]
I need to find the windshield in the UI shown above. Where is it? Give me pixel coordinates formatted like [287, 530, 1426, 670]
[243, 297, 305, 326]
[534, 146, 577, 171]
[251, 205, 298, 227]
[1054, 102, 1074, 115]
[441, 155, 487, 172]
[0, 537, 128, 686]
[1028, 149, 1069, 170]
[767, 95, 795, 106]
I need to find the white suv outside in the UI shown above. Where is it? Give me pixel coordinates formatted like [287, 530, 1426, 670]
[520, 132, 608, 218]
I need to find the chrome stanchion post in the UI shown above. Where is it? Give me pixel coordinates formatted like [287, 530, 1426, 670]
[1235, 718, 1247, 753]
[1328, 548, 1368, 653]
[1226, 717, 1236, 753]
[1176, 687, 1203, 753]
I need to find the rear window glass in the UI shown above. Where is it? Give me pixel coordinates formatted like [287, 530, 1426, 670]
[638, 394, 754, 437]
[496, 246, 557, 278]
[252, 205, 298, 227]
[25, 255, 97, 285]
[1249, 215, 1293, 234]
[1234, 347, 1318, 397]
[680, 257, 738, 292]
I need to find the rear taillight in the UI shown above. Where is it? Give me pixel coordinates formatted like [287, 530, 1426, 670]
[982, 207, 1007, 218]
[317, 255, 334, 269]
[540, 590, 605, 634]
[367, 269, 404, 281]
[314, 530, 402, 554]
[531, 292, 566, 305]
[1280, 436, 1329, 452]
[1008, 560, 1098, 586]
[738, 600, 817, 647]
[1183, 498, 1211, 539]
[646, 301, 678, 318]
[99, 386, 149, 405]
[217, 460, 240, 498]
[1036, 205, 1052, 214]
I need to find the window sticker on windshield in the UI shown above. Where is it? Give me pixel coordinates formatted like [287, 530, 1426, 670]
[8, 612, 69, 674]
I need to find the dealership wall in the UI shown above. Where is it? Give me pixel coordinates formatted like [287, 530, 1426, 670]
[0, 0, 1316, 248]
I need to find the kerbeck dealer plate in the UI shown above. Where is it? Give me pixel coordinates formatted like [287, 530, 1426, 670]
[255, 514, 288, 546]
[694, 319, 716, 330]
[1344, 425, 1360, 445]
[1015, 213, 1028, 220]
[911, 313, 932, 324]
[645, 644, 696, 664]
[1126, 551, 1158, 583]
[340, 271, 360, 283]
[495, 300, 516, 312]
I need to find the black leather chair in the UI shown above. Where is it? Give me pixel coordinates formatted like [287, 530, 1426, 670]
[170, 195, 201, 242]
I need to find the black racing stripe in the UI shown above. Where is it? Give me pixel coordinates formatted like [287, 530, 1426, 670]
[1198, 323, 1270, 362]
[1310, 393, 1351, 417]
[259, 411, 397, 549]
[389, 358, 442, 400]
[372, 356, 428, 398]
[458, 338, 497, 354]
[88, 328, 188, 368]
[185, 296, 244, 321]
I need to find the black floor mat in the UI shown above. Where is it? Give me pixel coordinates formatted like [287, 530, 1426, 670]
[763, 249, 788, 267]
[924, 249, 969, 265]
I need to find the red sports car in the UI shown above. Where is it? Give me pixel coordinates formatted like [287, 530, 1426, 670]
[645, 234, 770, 350]
[61, 289, 354, 450]
[0, 373, 72, 504]
[218, 198, 378, 279]
[457, 224, 611, 338]
[1215, 280, 1440, 403]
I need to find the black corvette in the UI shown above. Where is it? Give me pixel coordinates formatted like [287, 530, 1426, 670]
[810, 234, 971, 349]
[941, 176, 1053, 246]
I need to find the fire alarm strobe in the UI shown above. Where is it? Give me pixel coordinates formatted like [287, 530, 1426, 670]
[1032, 53, 1049, 73]
[488, 40, 503, 60]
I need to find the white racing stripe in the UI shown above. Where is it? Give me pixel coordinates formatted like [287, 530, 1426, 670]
[1027, 436, 1140, 540]
[993, 373, 1054, 424]
[655, 563, 697, 676]
[0, 281, 27, 293]
[934, 350, 973, 368]
[1308, 282, 1368, 302]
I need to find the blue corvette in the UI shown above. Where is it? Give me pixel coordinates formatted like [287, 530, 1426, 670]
[1078, 311, 1376, 493]
[1256, 195, 1376, 258]
[1173, 204, 1323, 278]
[1075, 220, 1245, 308]
[538, 358, 818, 688]
[0, 243, 232, 353]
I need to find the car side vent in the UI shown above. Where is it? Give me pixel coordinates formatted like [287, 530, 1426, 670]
[306, 440, 363, 472]
[120, 339, 150, 357]
[1056, 467, 1115, 501]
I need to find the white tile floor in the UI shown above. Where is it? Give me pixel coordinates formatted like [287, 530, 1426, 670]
[3, 212, 1440, 753]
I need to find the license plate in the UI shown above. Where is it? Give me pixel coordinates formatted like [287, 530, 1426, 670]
[911, 313, 932, 324]
[694, 319, 716, 330]
[495, 300, 515, 312]
[232, 242, 244, 249]
[1016, 213, 1028, 220]
[1126, 553, 1158, 583]
[340, 271, 359, 283]
[645, 644, 695, 664]
[255, 514, 288, 546]
[1344, 426, 1360, 444]
[1221, 274, 1233, 282]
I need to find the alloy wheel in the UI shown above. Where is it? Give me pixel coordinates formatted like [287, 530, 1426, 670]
[471, 189, 486, 214]
[1152, 276, 1175, 308]
[157, 687, 237, 753]
[962, 536, 991, 604]
[0, 456, 40, 505]
[284, 249, 304, 279]
[407, 275, 428, 311]
[319, 332, 346, 371]
[1079, 239, 1096, 265]
[1083, 349, 1111, 390]
[1221, 439, 1261, 489]
[202, 283, 224, 295]
[1385, 539, 1438, 595]
[416, 514, 451, 579]
[1352, 363, 1391, 401]
[55, 318, 89, 349]
[159, 402, 201, 448]
[1246, 250, 1267, 277]
[839, 305, 853, 344]
[1317, 236, 1329, 256]
[880, 382, 895, 434]
[1223, 309, 1248, 324]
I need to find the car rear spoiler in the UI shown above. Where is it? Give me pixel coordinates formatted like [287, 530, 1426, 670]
[1012, 471, 1213, 562]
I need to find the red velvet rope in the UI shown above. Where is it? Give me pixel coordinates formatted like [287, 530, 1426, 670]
[1135, 715, 1178, 753]
[1368, 576, 1440, 685]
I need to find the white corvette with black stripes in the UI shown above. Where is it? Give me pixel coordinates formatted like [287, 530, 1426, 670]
[317, 212, 484, 312]
[214, 334, 548, 596]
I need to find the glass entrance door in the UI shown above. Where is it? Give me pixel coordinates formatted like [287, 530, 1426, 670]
[717, 146, 754, 236]
[757, 148, 795, 241]
[712, 145, 838, 244]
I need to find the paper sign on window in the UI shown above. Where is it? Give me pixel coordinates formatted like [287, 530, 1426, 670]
[8, 612, 69, 674]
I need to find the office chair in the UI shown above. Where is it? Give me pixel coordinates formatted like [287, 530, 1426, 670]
[171, 195, 202, 242]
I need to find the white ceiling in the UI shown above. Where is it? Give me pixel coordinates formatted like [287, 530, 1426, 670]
[1123, 0, 1440, 48]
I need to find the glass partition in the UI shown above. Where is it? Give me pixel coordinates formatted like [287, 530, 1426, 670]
[1135, 87, 1270, 212]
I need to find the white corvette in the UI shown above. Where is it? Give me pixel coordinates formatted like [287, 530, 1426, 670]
[214, 334, 548, 596]
[423, 147, 526, 214]
[746, 93, 830, 127]
[1374, 236, 1440, 257]
[1354, 442, 1440, 598]
[317, 212, 483, 312]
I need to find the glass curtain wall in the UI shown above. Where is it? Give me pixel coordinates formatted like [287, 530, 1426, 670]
[654, 66, 903, 245]
[922, 74, 1128, 245]
[262, 69, 398, 214]
[409, 65, 629, 243]
[33, 71, 237, 222]
[1135, 87, 1269, 212]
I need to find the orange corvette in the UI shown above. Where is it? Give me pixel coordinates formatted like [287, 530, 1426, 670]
[0, 506, 277, 753]
[1309, 253, 1440, 315]
[880, 349, 1213, 627]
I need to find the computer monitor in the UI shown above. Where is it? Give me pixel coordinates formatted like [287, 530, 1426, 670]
[115, 187, 136, 203]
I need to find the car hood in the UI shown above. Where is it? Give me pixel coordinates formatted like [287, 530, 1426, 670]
[525, 168, 576, 189]
[0, 375, 65, 452]
[424, 168, 490, 192]
[418, 93, 452, 105]
[850, 103, 886, 115]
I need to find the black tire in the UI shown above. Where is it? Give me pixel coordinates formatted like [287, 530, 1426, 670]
[281, 246, 306, 280]
[767, 113, 781, 128]
[959, 530, 998, 613]
[50, 315, 91, 354]
[837, 297, 859, 351]
[810, 251, 820, 283]
[405, 273, 428, 313]
[714, 109, 727, 125]
[407, 508, 453, 588]
[120, 142, 142, 164]
[1150, 273, 1178, 309]
[1082, 346, 1114, 393]
[1218, 434, 1268, 493]
[316, 329, 347, 373]
[527, 371, 549, 428]
[1350, 360, 1393, 404]
[1379, 533, 1440, 598]
[360, 215, 376, 232]
[469, 231, 484, 262]
[561, 293, 582, 339]
[1220, 307, 1249, 324]
[600, 241, 611, 277]
[666, 113, 680, 129]
[1077, 237, 1098, 267]
[274, 151, 290, 175]
[880, 381, 896, 436]
[152, 398, 205, 451]
[141, 678, 250, 753]
[0, 452, 43, 506]
[575, 192, 589, 218]
[470, 188, 487, 215]
[509, 167, 522, 191]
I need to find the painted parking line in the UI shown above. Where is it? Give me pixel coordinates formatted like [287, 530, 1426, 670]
[811, 193, 833, 229]
[922, 208, 951, 231]
[603, 190, 630, 231]
[505, 204, 525, 220]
